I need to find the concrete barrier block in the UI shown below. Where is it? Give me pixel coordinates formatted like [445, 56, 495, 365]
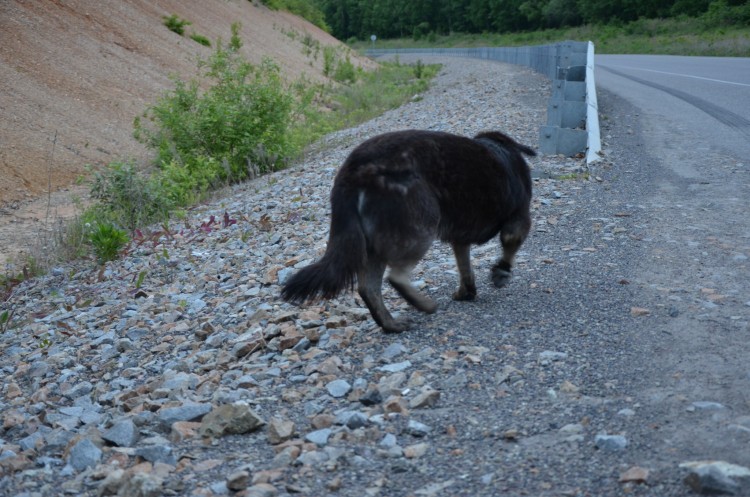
[566, 66, 586, 81]
[539, 126, 588, 156]
[564, 81, 586, 101]
[547, 100, 585, 128]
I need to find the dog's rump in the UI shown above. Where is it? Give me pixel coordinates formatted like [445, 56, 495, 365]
[342, 129, 534, 246]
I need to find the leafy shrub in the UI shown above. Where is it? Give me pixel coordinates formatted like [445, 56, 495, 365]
[257, 0, 329, 32]
[155, 156, 223, 206]
[333, 56, 358, 83]
[0, 308, 12, 333]
[190, 33, 211, 47]
[89, 223, 129, 263]
[413, 59, 425, 79]
[412, 22, 430, 40]
[89, 161, 172, 231]
[323, 46, 336, 77]
[135, 23, 294, 181]
[702, 0, 750, 27]
[163, 14, 191, 36]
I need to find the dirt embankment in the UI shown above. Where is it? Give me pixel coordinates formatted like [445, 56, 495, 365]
[0, 0, 375, 265]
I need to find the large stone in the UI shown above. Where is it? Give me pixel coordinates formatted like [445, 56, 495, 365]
[305, 428, 332, 447]
[157, 403, 212, 429]
[381, 343, 408, 362]
[244, 483, 279, 497]
[135, 444, 177, 465]
[325, 379, 352, 398]
[409, 387, 440, 409]
[227, 470, 251, 491]
[102, 418, 140, 447]
[117, 472, 164, 497]
[681, 461, 750, 495]
[67, 438, 102, 471]
[594, 433, 628, 451]
[98, 468, 126, 496]
[267, 418, 295, 445]
[379, 361, 412, 373]
[406, 420, 432, 437]
[403, 442, 430, 459]
[199, 404, 265, 438]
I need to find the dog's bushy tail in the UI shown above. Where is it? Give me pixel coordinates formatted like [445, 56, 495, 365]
[281, 186, 366, 304]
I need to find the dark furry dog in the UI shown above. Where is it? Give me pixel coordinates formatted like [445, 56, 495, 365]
[282, 129, 535, 332]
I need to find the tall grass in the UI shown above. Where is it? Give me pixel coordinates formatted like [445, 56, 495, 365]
[289, 58, 439, 149]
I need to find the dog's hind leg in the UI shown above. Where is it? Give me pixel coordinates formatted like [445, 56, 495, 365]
[388, 263, 437, 314]
[358, 259, 410, 333]
[492, 216, 531, 287]
[451, 242, 477, 301]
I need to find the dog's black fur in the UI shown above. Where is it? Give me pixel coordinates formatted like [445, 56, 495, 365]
[281, 129, 535, 332]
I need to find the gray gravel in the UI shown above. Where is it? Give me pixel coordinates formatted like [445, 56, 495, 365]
[1, 56, 749, 497]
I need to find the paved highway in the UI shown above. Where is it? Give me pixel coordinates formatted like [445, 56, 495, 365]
[592, 54, 750, 489]
[595, 54, 750, 162]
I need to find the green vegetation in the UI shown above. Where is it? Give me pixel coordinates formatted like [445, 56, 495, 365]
[353, 15, 749, 56]
[190, 33, 212, 47]
[135, 24, 294, 184]
[88, 161, 172, 230]
[317, 0, 749, 43]
[326, 0, 749, 56]
[11, 24, 438, 271]
[163, 14, 191, 36]
[0, 308, 12, 333]
[89, 223, 129, 263]
[322, 58, 439, 128]
[258, 0, 329, 32]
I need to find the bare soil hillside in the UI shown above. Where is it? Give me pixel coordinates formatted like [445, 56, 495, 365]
[0, 0, 375, 265]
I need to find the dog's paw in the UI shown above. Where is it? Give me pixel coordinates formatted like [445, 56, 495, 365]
[452, 287, 477, 301]
[491, 268, 512, 287]
[416, 298, 438, 314]
[381, 316, 412, 333]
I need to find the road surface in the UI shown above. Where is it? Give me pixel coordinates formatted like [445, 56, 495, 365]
[596, 54, 750, 161]
[593, 53, 750, 493]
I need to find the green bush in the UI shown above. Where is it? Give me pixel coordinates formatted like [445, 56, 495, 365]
[323, 46, 336, 77]
[135, 23, 294, 181]
[412, 22, 430, 41]
[163, 14, 190, 36]
[413, 59, 425, 79]
[333, 56, 358, 83]
[702, 0, 750, 27]
[190, 33, 211, 47]
[156, 156, 221, 206]
[89, 161, 172, 231]
[89, 223, 129, 263]
[257, 0, 329, 32]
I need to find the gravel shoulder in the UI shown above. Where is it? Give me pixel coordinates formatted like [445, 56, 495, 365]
[1, 57, 749, 497]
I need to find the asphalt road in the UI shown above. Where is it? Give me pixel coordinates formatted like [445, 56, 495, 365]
[590, 53, 750, 494]
[595, 54, 750, 161]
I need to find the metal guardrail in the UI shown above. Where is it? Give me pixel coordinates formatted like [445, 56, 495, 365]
[366, 41, 601, 163]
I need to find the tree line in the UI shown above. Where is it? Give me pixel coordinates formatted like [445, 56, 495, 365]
[310, 0, 748, 40]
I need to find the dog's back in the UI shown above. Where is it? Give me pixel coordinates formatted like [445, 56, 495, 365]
[341, 130, 534, 245]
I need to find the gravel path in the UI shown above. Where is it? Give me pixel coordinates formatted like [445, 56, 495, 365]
[2, 57, 749, 497]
